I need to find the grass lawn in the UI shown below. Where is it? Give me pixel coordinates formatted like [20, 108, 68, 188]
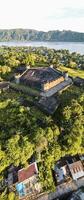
[10, 83, 40, 96]
[35, 62, 49, 67]
[58, 66, 84, 78]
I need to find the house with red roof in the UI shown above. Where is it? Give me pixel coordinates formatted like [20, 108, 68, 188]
[16, 162, 41, 199]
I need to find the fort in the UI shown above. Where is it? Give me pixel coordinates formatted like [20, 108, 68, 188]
[15, 66, 72, 94]
[13, 66, 73, 114]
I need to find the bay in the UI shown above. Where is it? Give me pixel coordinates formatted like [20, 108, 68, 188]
[0, 41, 84, 55]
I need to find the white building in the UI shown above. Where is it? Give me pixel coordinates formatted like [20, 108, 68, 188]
[68, 161, 84, 180]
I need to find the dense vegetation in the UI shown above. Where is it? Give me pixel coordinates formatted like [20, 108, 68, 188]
[0, 46, 84, 81]
[0, 29, 84, 42]
[0, 46, 84, 199]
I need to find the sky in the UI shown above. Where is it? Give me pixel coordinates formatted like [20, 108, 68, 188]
[0, 0, 84, 32]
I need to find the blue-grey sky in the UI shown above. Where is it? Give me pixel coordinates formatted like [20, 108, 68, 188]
[0, 0, 84, 32]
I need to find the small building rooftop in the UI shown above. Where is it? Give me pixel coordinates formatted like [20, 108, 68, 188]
[54, 155, 84, 183]
[16, 162, 40, 198]
[0, 82, 9, 90]
[18, 162, 38, 183]
[68, 160, 84, 180]
[74, 77, 84, 87]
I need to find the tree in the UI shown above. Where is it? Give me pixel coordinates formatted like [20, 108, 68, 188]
[6, 135, 34, 166]
[22, 54, 36, 66]
[0, 146, 9, 176]
[34, 128, 48, 160]
[20, 136, 34, 165]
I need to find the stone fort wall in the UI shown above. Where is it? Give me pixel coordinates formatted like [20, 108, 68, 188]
[43, 76, 64, 91]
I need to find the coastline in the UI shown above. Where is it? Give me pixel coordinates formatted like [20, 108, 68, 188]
[0, 41, 84, 54]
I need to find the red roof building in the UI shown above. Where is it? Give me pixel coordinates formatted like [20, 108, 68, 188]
[16, 162, 41, 198]
[18, 162, 38, 183]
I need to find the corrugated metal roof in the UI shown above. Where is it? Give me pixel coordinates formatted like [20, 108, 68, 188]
[69, 161, 83, 172]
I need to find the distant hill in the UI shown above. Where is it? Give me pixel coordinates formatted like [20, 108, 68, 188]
[0, 29, 84, 42]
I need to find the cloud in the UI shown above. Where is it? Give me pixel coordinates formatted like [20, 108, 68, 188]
[46, 8, 84, 20]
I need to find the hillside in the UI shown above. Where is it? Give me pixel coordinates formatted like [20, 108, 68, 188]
[0, 29, 84, 42]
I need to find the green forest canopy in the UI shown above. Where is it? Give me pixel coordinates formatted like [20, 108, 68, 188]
[0, 87, 84, 192]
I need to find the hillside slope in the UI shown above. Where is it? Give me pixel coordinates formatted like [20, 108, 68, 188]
[0, 29, 84, 42]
